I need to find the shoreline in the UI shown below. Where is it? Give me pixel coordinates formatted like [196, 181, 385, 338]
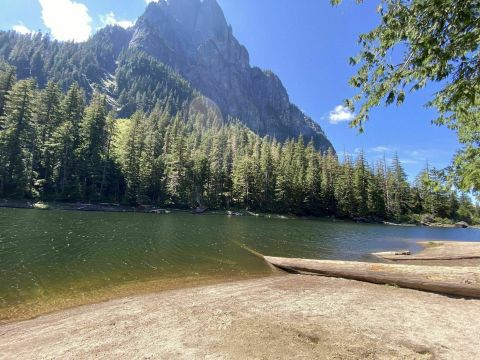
[3, 241, 478, 325]
[2, 241, 480, 357]
[1, 199, 478, 228]
[0, 272, 275, 325]
[1, 275, 479, 359]
[372, 240, 480, 266]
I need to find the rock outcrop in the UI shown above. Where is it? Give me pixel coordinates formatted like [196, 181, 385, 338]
[129, 0, 333, 151]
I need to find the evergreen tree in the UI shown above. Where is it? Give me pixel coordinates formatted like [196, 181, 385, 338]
[0, 79, 36, 197]
[368, 163, 386, 218]
[54, 83, 85, 198]
[208, 129, 228, 207]
[335, 154, 355, 217]
[304, 140, 322, 215]
[389, 153, 410, 219]
[232, 154, 254, 208]
[121, 112, 145, 205]
[320, 148, 338, 215]
[164, 115, 188, 205]
[353, 150, 369, 217]
[259, 137, 276, 211]
[0, 65, 16, 120]
[77, 93, 109, 200]
[275, 140, 295, 212]
[34, 81, 62, 195]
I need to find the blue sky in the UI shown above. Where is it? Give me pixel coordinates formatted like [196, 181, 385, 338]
[0, 0, 460, 181]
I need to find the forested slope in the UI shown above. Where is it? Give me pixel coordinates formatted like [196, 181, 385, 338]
[0, 67, 477, 223]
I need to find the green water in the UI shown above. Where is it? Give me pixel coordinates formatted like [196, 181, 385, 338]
[1, 208, 479, 320]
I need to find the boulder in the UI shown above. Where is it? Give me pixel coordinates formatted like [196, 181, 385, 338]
[455, 221, 469, 228]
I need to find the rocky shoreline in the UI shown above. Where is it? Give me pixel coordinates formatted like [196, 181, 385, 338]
[1, 199, 477, 228]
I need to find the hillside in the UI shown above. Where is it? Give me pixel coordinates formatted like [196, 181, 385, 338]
[0, 0, 333, 151]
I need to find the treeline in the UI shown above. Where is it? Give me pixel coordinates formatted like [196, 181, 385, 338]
[0, 68, 478, 224]
[0, 30, 193, 117]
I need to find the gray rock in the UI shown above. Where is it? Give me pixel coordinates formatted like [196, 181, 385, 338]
[455, 221, 469, 228]
[131, 0, 334, 151]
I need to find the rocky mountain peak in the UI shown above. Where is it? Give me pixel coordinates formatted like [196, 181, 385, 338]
[195, 0, 228, 39]
[165, 0, 201, 30]
[131, 0, 333, 151]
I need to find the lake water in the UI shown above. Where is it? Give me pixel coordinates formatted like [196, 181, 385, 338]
[1, 208, 479, 322]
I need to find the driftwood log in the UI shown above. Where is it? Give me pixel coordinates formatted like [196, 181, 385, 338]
[264, 256, 480, 298]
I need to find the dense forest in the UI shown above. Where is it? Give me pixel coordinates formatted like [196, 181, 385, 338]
[0, 30, 195, 117]
[0, 65, 478, 224]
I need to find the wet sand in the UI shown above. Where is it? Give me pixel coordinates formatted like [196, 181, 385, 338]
[1, 274, 479, 359]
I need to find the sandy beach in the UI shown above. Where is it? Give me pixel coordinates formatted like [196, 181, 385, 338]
[1, 274, 479, 359]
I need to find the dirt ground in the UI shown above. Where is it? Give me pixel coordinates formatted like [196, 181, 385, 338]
[1, 274, 479, 360]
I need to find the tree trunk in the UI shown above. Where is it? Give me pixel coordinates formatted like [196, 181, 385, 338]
[264, 256, 480, 298]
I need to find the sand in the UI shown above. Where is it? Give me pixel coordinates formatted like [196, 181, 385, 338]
[1, 274, 479, 359]
[373, 241, 480, 265]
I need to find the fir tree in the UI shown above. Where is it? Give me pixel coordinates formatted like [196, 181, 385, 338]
[0, 79, 36, 197]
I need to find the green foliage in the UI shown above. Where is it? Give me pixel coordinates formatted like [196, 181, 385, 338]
[333, 0, 480, 194]
[0, 27, 127, 91]
[0, 67, 477, 223]
[0, 79, 36, 197]
[115, 50, 195, 117]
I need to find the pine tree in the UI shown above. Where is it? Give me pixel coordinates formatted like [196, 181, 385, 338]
[208, 129, 228, 207]
[99, 111, 118, 199]
[139, 109, 167, 204]
[0, 79, 36, 197]
[275, 139, 295, 212]
[335, 154, 355, 218]
[259, 137, 276, 211]
[304, 140, 322, 215]
[417, 166, 435, 216]
[368, 162, 386, 218]
[164, 115, 188, 205]
[0, 65, 16, 120]
[353, 150, 369, 217]
[232, 154, 255, 209]
[77, 93, 109, 200]
[291, 137, 307, 213]
[389, 153, 410, 219]
[320, 148, 338, 214]
[34, 81, 62, 195]
[121, 112, 145, 204]
[54, 83, 85, 198]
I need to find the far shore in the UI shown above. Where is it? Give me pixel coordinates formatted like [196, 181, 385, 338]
[1, 198, 477, 229]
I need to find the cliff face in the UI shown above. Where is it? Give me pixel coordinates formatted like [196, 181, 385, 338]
[129, 0, 333, 151]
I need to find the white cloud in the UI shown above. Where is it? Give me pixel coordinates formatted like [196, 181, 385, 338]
[145, 0, 159, 3]
[369, 145, 396, 153]
[100, 12, 134, 29]
[38, 0, 92, 42]
[400, 159, 419, 165]
[12, 23, 33, 35]
[328, 105, 355, 124]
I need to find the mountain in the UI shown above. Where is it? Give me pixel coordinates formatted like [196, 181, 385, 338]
[0, 0, 333, 151]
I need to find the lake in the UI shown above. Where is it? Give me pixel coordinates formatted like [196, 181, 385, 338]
[1, 208, 479, 322]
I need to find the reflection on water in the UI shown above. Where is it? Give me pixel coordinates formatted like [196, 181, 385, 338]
[1, 208, 479, 322]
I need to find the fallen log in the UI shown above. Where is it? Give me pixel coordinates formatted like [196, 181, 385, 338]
[264, 256, 480, 298]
